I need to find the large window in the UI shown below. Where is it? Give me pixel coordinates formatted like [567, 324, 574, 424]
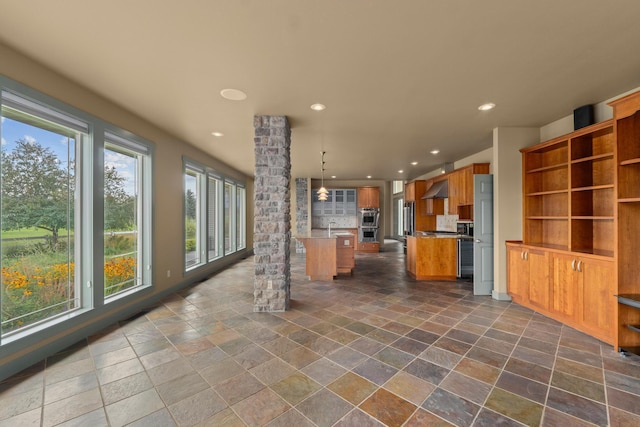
[0, 80, 153, 342]
[224, 181, 236, 255]
[236, 186, 246, 250]
[104, 134, 152, 299]
[208, 175, 222, 261]
[185, 167, 204, 269]
[1, 94, 83, 334]
[184, 162, 245, 272]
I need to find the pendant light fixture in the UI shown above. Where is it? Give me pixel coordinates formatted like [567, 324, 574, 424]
[317, 151, 328, 201]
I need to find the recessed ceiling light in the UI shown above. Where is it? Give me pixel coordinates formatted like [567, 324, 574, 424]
[478, 102, 496, 111]
[411, 161, 418, 166]
[430, 149, 440, 155]
[310, 103, 326, 111]
[331, 175, 336, 179]
[220, 88, 247, 101]
[398, 170, 404, 174]
[211, 132, 224, 137]
[367, 175, 372, 179]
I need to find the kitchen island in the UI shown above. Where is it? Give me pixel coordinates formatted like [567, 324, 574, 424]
[406, 234, 457, 280]
[296, 231, 355, 280]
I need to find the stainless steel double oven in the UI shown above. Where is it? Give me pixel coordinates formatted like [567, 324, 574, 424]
[358, 208, 379, 243]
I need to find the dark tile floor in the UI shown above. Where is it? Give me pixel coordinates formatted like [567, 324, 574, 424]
[2, 240, 640, 426]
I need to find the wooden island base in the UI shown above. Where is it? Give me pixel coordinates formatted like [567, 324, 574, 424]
[406, 236, 457, 281]
[296, 233, 355, 281]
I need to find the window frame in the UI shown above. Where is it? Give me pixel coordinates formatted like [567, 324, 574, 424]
[183, 159, 246, 273]
[0, 75, 155, 348]
[103, 131, 153, 302]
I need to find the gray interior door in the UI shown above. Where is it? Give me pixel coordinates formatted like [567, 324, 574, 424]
[473, 174, 494, 295]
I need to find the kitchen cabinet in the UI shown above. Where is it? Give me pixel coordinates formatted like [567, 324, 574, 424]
[446, 173, 460, 215]
[406, 236, 457, 280]
[336, 234, 355, 274]
[357, 187, 380, 208]
[297, 237, 337, 281]
[357, 241, 379, 253]
[432, 163, 490, 219]
[405, 182, 416, 202]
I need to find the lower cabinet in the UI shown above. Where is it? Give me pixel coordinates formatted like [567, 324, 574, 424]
[527, 249, 550, 311]
[576, 257, 615, 342]
[550, 253, 580, 321]
[506, 242, 615, 344]
[507, 243, 529, 304]
[336, 235, 355, 274]
[506, 243, 549, 310]
[357, 242, 379, 253]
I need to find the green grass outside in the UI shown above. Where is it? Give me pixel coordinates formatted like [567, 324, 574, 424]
[1, 228, 72, 239]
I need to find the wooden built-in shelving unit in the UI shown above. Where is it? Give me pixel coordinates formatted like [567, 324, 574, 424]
[612, 91, 640, 354]
[510, 117, 617, 345]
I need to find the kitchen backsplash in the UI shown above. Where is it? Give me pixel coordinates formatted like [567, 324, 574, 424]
[312, 215, 358, 229]
[436, 214, 459, 232]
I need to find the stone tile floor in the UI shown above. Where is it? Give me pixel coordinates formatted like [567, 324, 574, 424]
[2, 240, 640, 426]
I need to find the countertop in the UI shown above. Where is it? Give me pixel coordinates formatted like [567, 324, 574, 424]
[411, 232, 473, 239]
[295, 229, 355, 239]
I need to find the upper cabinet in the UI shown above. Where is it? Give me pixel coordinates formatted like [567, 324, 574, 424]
[444, 163, 490, 219]
[357, 186, 380, 208]
[404, 181, 417, 202]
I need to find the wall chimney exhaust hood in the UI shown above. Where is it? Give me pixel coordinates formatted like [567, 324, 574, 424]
[421, 180, 448, 199]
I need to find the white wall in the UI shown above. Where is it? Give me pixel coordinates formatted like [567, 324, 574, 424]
[492, 127, 539, 300]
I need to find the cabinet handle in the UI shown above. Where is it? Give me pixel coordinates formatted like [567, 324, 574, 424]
[577, 260, 582, 272]
[521, 251, 525, 260]
[571, 259, 576, 271]
[524, 251, 528, 261]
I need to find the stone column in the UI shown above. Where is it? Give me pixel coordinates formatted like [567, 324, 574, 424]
[253, 116, 291, 312]
[295, 178, 309, 253]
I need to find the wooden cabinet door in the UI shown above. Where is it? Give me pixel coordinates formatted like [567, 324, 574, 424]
[550, 253, 579, 321]
[507, 244, 529, 304]
[358, 187, 380, 208]
[578, 257, 615, 341]
[405, 182, 415, 202]
[406, 237, 416, 276]
[527, 248, 550, 310]
[447, 174, 458, 215]
[462, 166, 473, 205]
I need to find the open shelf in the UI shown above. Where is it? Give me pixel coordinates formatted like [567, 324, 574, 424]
[572, 153, 613, 164]
[572, 184, 614, 192]
[526, 163, 569, 174]
[523, 140, 568, 173]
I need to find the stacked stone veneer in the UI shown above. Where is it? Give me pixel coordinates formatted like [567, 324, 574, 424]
[253, 116, 291, 312]
[295, 178, 308, 253]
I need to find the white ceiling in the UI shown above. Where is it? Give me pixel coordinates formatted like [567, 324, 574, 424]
[1, 0, 640, 180]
